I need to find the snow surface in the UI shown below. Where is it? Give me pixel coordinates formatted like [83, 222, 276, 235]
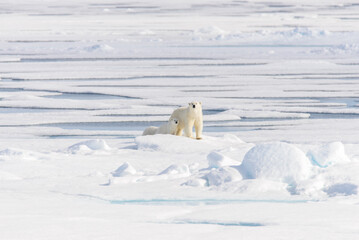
[307, 141, 350, 168]
[1, 0, 359, 239]
[239, 142, 312, 184]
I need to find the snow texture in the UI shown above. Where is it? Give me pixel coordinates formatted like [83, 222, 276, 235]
[240, 142, 312, 184]
[207, 151, 240, 168]
[67, 139, 111, 154]
[307, 142, 350, 168]
[1, 0, 359, 239]
[204, 167, 243, 186]
[112, 162, 137, 177]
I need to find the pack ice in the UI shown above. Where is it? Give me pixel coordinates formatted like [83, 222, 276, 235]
[1, 0, 359, 239]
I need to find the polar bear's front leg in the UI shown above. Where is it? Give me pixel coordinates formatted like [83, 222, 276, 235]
[194, 119, 203, 139]
[175, 128, 183, 136]
[184, 120, 194, 138]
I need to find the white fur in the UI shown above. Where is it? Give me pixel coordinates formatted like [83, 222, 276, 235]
[142, 126, 157, 136]
[170, 101, 203, 139]
[156, 118, 179, 135]
[142, 118, 179, 136]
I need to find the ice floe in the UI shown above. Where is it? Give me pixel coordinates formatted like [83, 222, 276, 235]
[1, 0, 359, 238]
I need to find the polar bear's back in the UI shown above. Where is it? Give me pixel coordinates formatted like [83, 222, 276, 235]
[155, 123, 168, 134]
[142, 126, 158, 135]
[171, 106, 187, 116]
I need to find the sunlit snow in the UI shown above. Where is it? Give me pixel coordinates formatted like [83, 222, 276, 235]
[1, 0, 359, 239]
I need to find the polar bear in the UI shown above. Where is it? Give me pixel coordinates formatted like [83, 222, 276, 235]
[156, 118, 179, 134]
[142, 118, 179, 136]
[142, 126, 157, 136]
[170, 101, 203, 139]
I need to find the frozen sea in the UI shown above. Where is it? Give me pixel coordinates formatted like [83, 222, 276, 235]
[1, 0, 359, 239]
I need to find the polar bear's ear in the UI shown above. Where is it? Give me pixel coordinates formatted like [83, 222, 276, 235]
[188, 102, 192, 106]
[199, 102, 202, 105]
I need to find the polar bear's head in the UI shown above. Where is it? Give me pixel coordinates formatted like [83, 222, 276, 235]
[168, 118, 179, 135]
[188, 101, 202, 114]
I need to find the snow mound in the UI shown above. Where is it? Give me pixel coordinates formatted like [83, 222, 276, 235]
[312, 44, 359, 55]
[279, 27, 330, 38]
[135, 134, 245, 153]
[258, 27, 330, 41]
[159, 164, 190, 176]
[207, 151, 239, 168]
[330, 44, 359, 55]
[112, 162, 137, 177]
[194, 26, 228, 35]
[135, 164, 191, 183]
[307, 142, 350, 168]
[239, 142, 312, 184]
[192, 26, 231, 41]
[67, 139, 111, 154]
[83, 44, 114, 52]
[0, 148, 24, 156]
[204, 167, 242, 186]
[0, 148, 38, 161]
[183, 178, 207, 187]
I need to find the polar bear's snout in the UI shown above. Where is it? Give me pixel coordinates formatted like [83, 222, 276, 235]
[189, 102, 201, 109]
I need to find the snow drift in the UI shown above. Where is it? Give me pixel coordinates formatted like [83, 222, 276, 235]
[112, 162, 137, 177]
[135, 134, 245, 153]
[67, 139, 111, 154]
[307, 142, 350, 168]
[207, 151, 240, 168]
[239, 142, 312, 184]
